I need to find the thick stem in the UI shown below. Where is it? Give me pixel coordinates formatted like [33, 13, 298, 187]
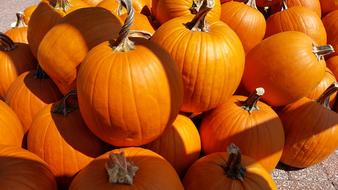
[0, 32, 17, 51]
[241, 87, 265, 113]
[105, 151, 139, 185]
[52, 90, 78, 116]
[186, 0, 214, 32]
[35, 65, 49, 79]
[51, 0, 71, 12]
[316, 82, 338, 109]
[223, 144, 246, 181]
[109, 0, 135, 52]
[14, 12, 26, 28]
[246, 0, 258, 9]
[313, 44, 335, 61]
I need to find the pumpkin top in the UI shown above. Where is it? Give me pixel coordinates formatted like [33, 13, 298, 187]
[223, 144, 246, 181]
[316, 81, 338, 109]
[0, 32, 17, 51]
[241, 87, 265, 113]
[49, 0, 71, 12]
[52, 90, 78, 116]
[12, 12, 26, 28]
[186, 0, 215, 32]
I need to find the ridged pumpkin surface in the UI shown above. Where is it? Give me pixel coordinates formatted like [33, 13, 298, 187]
[322, 10, 338, 57]
[287, 0, 321, 17]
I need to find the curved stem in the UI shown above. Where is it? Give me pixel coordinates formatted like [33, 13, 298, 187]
[186, 0, 215, 32]
[35, 65, 49, 79]
[241, 87, 265, 113]
[14, 12, 26, 28]
[51, 0, 71, 12]
[246, 0, 258, 9]
[223, 144, 246, 181]
[0, 32, 17, 51]
[313, 44, 335, 61]
[316, 82, 338, 109]
[52, 90, 78, 116]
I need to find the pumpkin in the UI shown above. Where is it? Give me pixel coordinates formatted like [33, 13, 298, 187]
[5, 68, 62, 133]
[144, 114, 201, 177]
[0, 33, 35, 99]
[242, 31, 331, 106]
[327, 56, 338, 79]
[151, 0, 245, 113]
[287, 0, 321, 17]
[278, 82, 338, 168]
[0, 100, 24, 147]
[27, 0, 88, 58]
[69, 147, 184, 189]
[183, 144, 277, 190]
[23, 5, 37, 24]
[151, 0, 221, 24]
[265, 1, 327, 45]
[37, 7, 122, 94]
[98, 0, 151, 14]
[5, 13, 28, 44]
[77, 0, 183, 147]
[200, 88, 284, 172]
[220, 0, 266, 54]
[0, 145, 57, 189]
[322, 10, 338, 57]
[28, 91, 108, 188]
[82, 0, 103, 6]
[120, 13, 155, 35]
[319, 0, 338, 15]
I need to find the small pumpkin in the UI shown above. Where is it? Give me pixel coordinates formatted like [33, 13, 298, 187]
[278, 82, 338, 168]
[5, 13, 28, 44]
[319, 0, 338, 15]
[144, 114, 201, 177]
[69, 147, 184, 189]
[0, 33, 35, 99]
[287, 0, 321, 17]
[327, 56, 338, 79]
[322, 10, 338, 57]
[23, 5, 37, 24]
[0, 145, 57, 189]
[183, 144, 277, 190]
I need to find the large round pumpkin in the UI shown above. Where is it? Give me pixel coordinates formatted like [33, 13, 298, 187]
[287, 0, 321, 17]
[322, 10, 338, 57]
[183, 144, 277, 190]
[151, 0, 245, 113]
[319, 0, 338, 15]
[242, 31, 330, 106]
[0, 145, 57, 189]
[144, 114, 201, 176]
[5, 13, 28, 44]
[69, 147, 184, 189]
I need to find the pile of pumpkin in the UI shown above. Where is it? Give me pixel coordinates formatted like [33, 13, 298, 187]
[0, 0, 337, 189]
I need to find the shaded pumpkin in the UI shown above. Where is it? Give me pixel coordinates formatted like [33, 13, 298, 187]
[5, 68, 63, 133]
[319, 0, 338, 15]
[151, 0, 245, 113]
[278, 82, 338, 168]
[183, 144, 277, 190]
[144, 114, 201, 177]
[98, 0, 151, 14]
[23, 4, 37, 24]
[37, 7, 122, 94]
[243, 31, 331, 106]
[5, 13, 28, 44]
[69, 147, 184, 189]
[322, 10, 338, 57]
[327, 56, 338, 79]
[0, 145, 57, 189]
[287, 0, 321, 17]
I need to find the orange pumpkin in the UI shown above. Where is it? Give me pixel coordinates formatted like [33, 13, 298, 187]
[37, 7, 122, 94]
[27, 0, 88, 58]
[5, 68, 62, 133]
[319, 0, 338, 15]
[77, 0, 183, 147]
[0, 100, 24, 147]
[0, 33, 35, 99]
[5, 13, 28, 44]
[120, 13, 155, 35]
[220, 0, 266, 53]
[82, 0, 103, 6]
[183, 144, 277, 190]
[327, 56, 338, 79]
[144, 114, 201, 176]
[0, 145, 57, 189]
[265, 2, 327, 45]
[28, 91, 108, 188]
[151, 0, 245, 112]
[278, 82, 338, 168]
[287, 0, 321, 17]
[243, 31, 330, 106]
[69, 147, 184, 189]
[98, 0, 151, 14]
[322, 10, 338, 57]
[23, 5, 37, 24]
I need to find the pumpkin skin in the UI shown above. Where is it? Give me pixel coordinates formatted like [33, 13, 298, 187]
[265, 6, 327, 45]
[319, 0, 338, 15]
[144, 114, 201, 176]
[5, 70, 63, 133]
[183, 151, 277, 190]
[327, 56, 338, 79]
[69, 147, 184, 190]
[5, 13, 28, 44]
[220, 1, 266, 54]
[23, 5, 37, 24]
[322, 10, 338, 57]
[0, 145, 57, 190]
[120, 13, 155, 35]
[98, 0, 151, 14]
[151, 0, 221, 24]
[287, 0, 321, 17]
[151, 13, 245, 113]
[28, 0, 88, 58]
[242, 32, 326, 106]
[82, 0, 103, 6]
[0, 100, 24, 147]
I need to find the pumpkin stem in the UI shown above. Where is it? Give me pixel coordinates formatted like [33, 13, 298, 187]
[241, 87, 265, 113]
[105, 151, 139, 185]
[110, 0, 135, 52]
[246, 0, 258, 9]
[0, 32, 17, 51]
[13, 12, 26, 28]
[52, 90, 78, 116]
[313, 44, 335, 61]
[223, 144, 246, 181]
[186, 0, 214, 32]
[128, 30, 152, 39]
[51, 0, 71, 12]
[316, 82, 338, 109]
[281, 0, 288, 11]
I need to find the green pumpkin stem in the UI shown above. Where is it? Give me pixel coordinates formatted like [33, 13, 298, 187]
[52, 90, 78, 116]
[186, 0, 215, 32]
[316, 82, 338, 109]
[241, 87, 265, 113]
[313, 44, 335, 61]
[246, 0, 258, 9]
[35, 65, 49, 79]
[14, 12, 26, 28]
[0, 32, 17, 51]
[223, 144, 246, 182]
[52, 0, 71, 12]
[105, 151, 139, 185]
